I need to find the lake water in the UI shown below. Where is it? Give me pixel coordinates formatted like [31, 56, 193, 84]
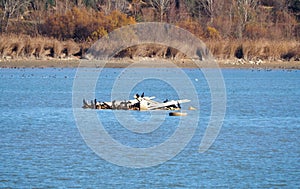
[0, 67, 299, 188]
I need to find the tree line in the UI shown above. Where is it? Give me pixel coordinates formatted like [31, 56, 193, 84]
[0, 0, 299, 42]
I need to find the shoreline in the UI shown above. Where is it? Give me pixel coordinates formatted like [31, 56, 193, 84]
[0, 58, 299, 69]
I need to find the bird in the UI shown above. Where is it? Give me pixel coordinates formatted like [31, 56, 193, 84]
[177, 101, 181, 109]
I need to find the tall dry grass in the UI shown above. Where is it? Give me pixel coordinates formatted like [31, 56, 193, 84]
[0, 34, 81, 60]
[0, 34, 299, 61]
[206, 39, 300, 61]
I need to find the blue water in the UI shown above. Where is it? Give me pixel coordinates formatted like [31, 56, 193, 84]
[0, 67, 299, 188]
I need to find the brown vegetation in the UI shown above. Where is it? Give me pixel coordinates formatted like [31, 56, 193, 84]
[0, 34, 83, 60]
[114, 44, 186, 59]
[43, 8, 135, 41]
[206, 40, 300, 61]
[1, 34, 299, 62]
[0, 0, 299, 63]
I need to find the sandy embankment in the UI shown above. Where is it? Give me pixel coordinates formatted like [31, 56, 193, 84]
[0, 58, 299, 69]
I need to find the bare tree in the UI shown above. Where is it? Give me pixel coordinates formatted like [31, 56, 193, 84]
[65, 0, 69, 13]
[236, 0, 259, 23]
[232, 0, 259, 38]
[113, 0, 129, 12]
[76, 0, 82, 6]
[196, 0, 227, 23]
[199, 0, 214, 22]
[1, 0, 30, 32]
[127, 0, 147, 19]
[149, 0, 171, 22]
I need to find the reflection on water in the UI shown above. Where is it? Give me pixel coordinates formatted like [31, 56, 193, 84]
[0, 68, 299, 188]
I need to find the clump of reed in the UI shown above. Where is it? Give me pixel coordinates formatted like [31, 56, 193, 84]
[0, 34, 81, 60]
[206, 39, 300, 61]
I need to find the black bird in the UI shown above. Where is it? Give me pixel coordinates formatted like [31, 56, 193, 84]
[141, 92, 144, 98]
[177, 101, 181, 109]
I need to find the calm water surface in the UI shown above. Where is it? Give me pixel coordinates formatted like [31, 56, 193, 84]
[0, 67, 299, 188]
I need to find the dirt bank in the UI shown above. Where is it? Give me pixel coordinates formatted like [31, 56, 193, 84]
[0, 58, 299, 69]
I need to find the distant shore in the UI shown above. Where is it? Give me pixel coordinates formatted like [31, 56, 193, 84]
[0, 58, 299, 69]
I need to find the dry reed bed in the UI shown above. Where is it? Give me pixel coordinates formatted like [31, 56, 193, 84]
[0, 34, 81, 60]
[0, 34, 299, 62]
[206, 39, 300, 61]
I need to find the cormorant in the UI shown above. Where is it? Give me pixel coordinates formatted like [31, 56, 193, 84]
[177, 101, 181, 109]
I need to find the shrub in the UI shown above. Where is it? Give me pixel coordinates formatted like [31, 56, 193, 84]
[244, 22, 268, 39]
[176, 19, 205, 39]
[43, 8, 136, 42]
[206, 26, 221, 39]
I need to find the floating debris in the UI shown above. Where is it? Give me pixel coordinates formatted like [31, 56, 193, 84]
[188, 106, 197, 110]
[82, 93, 190, 111]
[169, 112, 188, 116]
